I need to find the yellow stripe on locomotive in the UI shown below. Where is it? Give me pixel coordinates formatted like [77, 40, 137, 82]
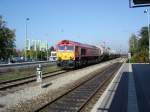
[57, 51, 75, 61]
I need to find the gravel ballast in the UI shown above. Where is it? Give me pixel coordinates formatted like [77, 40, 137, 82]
[0, 58, 122, 112]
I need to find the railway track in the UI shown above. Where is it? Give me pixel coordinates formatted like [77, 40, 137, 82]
[0, 61, 56, 74]
[0, 59, 121, 91]
[36, 62, 122, 112]
[0, 70, 67, 90]
[0, 61, 54, 68]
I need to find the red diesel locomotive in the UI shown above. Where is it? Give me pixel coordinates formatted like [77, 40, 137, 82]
[56, 40, 107, 68]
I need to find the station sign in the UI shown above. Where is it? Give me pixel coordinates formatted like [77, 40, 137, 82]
[128, 53, 131, 59]
[133, 0, 150, 5]
[130, 0, 150, 7]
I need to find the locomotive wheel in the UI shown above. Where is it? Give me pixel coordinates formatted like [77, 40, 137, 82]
[75, 61, 79, 69]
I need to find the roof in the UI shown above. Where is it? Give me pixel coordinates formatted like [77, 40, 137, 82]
[57, 40, 98, 49]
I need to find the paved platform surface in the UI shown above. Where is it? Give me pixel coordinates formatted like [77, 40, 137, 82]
[92, 63, 150, 112]
[132, 64, 150, 112]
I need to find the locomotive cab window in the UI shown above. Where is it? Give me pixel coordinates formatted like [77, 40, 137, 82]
[58, 46, 65, 50]
[58, 45, 74, 51]
[66, 46, 74, 51]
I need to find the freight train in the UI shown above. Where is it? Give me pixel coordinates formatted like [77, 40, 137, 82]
[56, 40, 119, 69]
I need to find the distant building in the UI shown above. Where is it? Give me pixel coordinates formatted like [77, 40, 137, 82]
[26, 39, 48, 51]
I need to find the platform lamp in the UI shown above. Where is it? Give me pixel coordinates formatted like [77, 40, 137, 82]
[144, 9, 150, 63]
[25, 18, 30, 61]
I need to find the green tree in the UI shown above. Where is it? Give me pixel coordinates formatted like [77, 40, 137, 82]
[49, 46, 54, 51]
[48, 46, 55, 56]
[129, 26, 149, 63]
[0, 16, 16, 61]
[138, 26, 149, 62]
[129, 34, 138, 55]
[139, 27, 149, 51]
[27, 45, 36, 61]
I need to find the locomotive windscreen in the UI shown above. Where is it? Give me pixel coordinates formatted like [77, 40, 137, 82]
[58, 45, 74, 51]
[67, 46, 74, 51]
[58, 46, 65, 50]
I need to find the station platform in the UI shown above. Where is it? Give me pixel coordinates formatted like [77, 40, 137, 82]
[91, 63, 150, 112]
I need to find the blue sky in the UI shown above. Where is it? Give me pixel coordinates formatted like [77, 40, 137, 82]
[0, 0, 148, 53]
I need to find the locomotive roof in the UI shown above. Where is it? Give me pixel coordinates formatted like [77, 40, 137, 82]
[57, 40, 98, 49]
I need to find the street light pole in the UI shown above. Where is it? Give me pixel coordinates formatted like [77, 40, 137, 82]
[144, 9, 150, 62]
[25, 18, 29, 61]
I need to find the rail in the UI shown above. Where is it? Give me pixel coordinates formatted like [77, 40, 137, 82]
[0, 61, 55, 68]
[0, 70, 67, 90]
[36, 62, 122, 112]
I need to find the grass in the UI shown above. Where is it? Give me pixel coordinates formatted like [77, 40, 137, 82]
[0, 65, 61, 83]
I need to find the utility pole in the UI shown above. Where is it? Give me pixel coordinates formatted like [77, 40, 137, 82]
[25, 18, 29, 61]
[144, 9, 150, 62]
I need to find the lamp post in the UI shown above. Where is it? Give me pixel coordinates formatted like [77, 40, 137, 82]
[144, 9, 150, 62]
[25, 18, 30, 61]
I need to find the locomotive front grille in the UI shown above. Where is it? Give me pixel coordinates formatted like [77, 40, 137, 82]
[57, 60, 74, 68]
[62, 60, 68, 66]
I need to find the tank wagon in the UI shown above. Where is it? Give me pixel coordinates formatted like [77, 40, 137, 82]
[56, 40, 114, 69]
